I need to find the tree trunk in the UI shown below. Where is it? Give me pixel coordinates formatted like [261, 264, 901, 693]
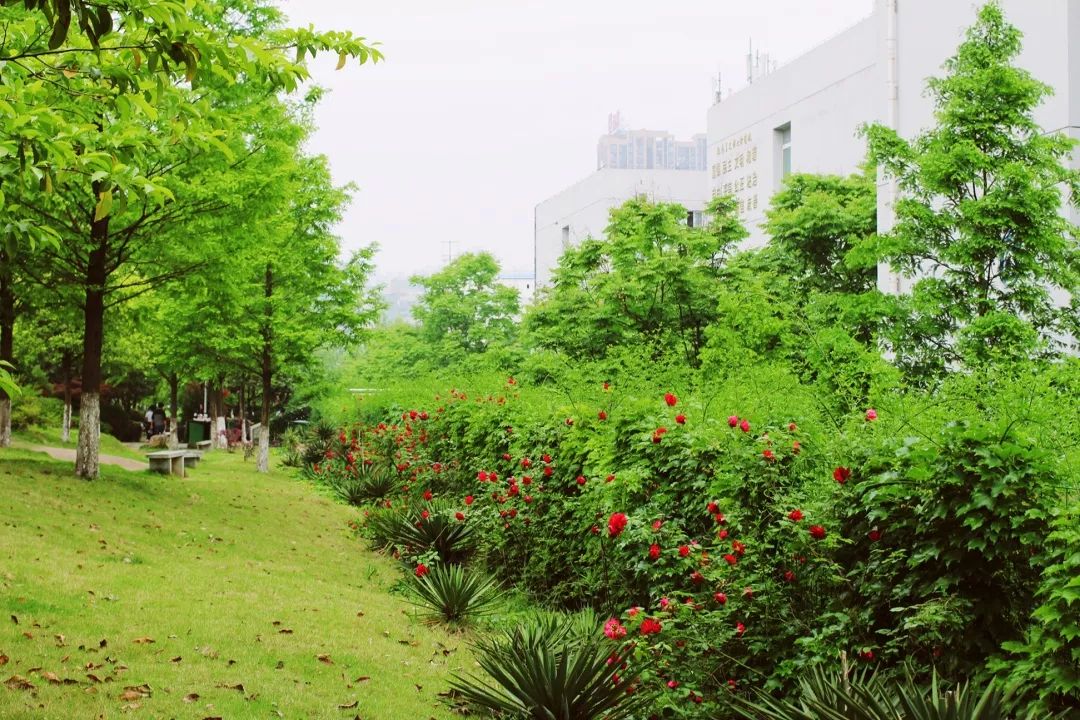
[75, 193, 109, 480]
[257, 262, 272, 473]
[167, 372, 179, 449]
[238, 383, 247, 443]
[0, 248, 14, 448]
[214, 376, 226, 449]
[61, 351, 73, 444]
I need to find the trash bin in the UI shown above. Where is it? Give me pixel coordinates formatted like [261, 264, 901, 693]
[188, 421, 206, 444]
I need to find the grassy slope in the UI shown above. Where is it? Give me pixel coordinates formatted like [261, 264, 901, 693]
[13, 428, 145, 461]
[0, 447, 471, 719]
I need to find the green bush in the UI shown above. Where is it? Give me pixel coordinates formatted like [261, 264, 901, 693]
[735, 667, 1044, 720]
[407, 563, 504, 627]
[365, 504, 475, 564]
[449, 613, 651, 720]
[11, 394, 63, 431]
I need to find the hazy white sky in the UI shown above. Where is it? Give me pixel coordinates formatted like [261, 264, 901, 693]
[280, 0, 873, 283]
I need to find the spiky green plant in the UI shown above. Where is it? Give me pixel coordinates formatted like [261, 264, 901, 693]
[365, 504, 475, 563]
[449, 614, 651, 720]
[407, 564, 504, 627]
[733, 666, 1052, 720]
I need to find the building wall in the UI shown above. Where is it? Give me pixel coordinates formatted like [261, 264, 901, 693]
[706, 16, 880, 248]
[535, 168, 709, 287]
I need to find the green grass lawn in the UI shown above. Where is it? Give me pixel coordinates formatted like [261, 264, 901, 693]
[0, 447, 472, 719]
[13, 427, 145, 461]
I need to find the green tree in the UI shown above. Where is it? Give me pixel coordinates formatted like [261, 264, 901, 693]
[0, 1, 381, 478]
[410, 252, 520, 357]
[525, 195, 746, 366]
[764, 169, 878, 296]
[864, 1, 1080, 376]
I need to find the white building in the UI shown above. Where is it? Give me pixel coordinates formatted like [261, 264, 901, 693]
[497, 272, 537, 308]
[706, 0, 1080, 294]
[534, 168, 709, 288]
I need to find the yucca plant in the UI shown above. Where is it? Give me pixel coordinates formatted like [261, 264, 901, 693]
[365, 504, 475, 563]
[407, 564, 504, 627]
[355, 462, 396, 501]
[734, 666, 1053, 720]
[449, 614, 651, 720]
[329, 474, 368, 506]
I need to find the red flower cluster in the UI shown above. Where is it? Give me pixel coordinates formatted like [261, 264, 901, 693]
[415, 563, 429, 578]
[809, 524, 827, 540]
[788, 509, 804, 522]
[598, 410, 608, 421]
[603, 618, 627, 640]
[833, 466, 851, 484]
[640, 618, 662, 635]
[664, 393, 677, 407]
[675, 414, 686, 425]
[648, 543, 661, 560]
[608, 512, 628, 537]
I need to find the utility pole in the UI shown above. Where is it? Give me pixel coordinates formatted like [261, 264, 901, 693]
[445, 238, 454, 264]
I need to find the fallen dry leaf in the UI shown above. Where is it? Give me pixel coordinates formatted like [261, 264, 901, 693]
[86, 673, 105, 683]
[216, 682, 245, 693]
[354, 676, 370, 683]
[43, 671, 61, 684]
[338, 700, 358, 709]
[169, 656, 182, 664]
[3, 675, 35, 691]
[182, 692, 200, 703]
[10, 615, 17, 625]
[277, 628, 293, 635]
[54, 634, 66, 647]
[0, 653, 8, 666]
[21, 632, 33, 640]
[132, 637, 155, 645]
[121, 702, 141, 711]
[316, 654, 333, 665]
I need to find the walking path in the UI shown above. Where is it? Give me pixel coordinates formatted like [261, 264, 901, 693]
[9, 440, 145, 471]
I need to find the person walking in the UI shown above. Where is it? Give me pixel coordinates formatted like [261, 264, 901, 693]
[151, 405, 166, 437]
[144, 406, 154, 440]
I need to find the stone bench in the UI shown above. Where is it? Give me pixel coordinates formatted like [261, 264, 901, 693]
[193, 440, 212, 451]
[147, 450, 186, 477]
[183, 450, 203, 469]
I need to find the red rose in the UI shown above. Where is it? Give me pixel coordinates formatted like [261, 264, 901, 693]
[542, 454, 552, 463]
[784, 570, 796, 582]
[477, 471, 488, 482]
[707, 501, 719, 514]
[724, 553, 737, 566]
[718, 529, 729, 540]
[739, 419, 750, 433]
[728, 415, 739, 428]
[502, 452, 511, 461]
[464, 495, 474, 505]
[598, 410, 607, 421]
[603, 618, 627, 640]
[606, 474, 615, 482]
[521, 457, 532, 468]
[714, 591, 727, 604]
[763, 449, 775, 461]
[455, 512, 465, 521]
[833, 466, 851, 484]
[640, 618, 662, 635]
[664, 393, 677, 407]
[652, 519, 663, 531]
[422, 489, 433, 501]
[809, 524, 827, 540]
[678, 545, 690, 558]
[675, 414, 686, 425]
[735, 622, 746, 636]
[590, 525, 600, 535]
[420, 510, 430, 520]
[565, 418, 574, 426]
[648, 543, 660, 560]
[415, 563, 429, 577]
[788, 422, 797, 431]
[543, 466, 553, 477]
[690, 571, 704, 584]
[788, 509, 804, 522]
[607, 512, 628, 537]
[868, 529, 882, 542]
[865, 408, 877, 421]
[732, 540, 746, 556]
[576, 475, 587, 486]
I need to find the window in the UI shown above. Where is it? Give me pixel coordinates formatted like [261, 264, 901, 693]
[561, 225, 571, 249]
[775, 123, 792, 185]
[686, 210, 703, 228]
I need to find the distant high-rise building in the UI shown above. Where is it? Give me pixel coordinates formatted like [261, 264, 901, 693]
[597, 115, 707, 172]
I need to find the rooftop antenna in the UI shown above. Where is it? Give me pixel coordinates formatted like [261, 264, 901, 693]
[746, 38, 753, 84]
[445, 238, 454, 264]
[714, 69, 723, 103]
